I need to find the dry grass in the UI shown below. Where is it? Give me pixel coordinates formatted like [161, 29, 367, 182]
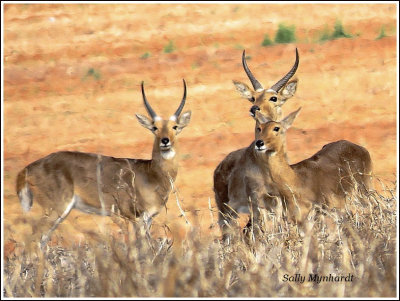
[3, 178, 396, 298]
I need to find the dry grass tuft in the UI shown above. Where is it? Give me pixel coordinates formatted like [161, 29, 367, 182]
[3, 179, 397, 297]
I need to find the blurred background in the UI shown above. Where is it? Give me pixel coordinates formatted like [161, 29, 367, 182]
[3, 3, 397, 248]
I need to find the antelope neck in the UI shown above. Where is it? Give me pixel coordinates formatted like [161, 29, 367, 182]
[257, 146, 299, 193]
[152, 142, 179, 179]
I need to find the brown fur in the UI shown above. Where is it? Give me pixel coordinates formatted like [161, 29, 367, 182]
[16, 85, 191, 247]
[215, 58, 299, 237]
[253, 111, 373, 224]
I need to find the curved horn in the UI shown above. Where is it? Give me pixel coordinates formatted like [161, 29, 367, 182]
[141, 81, 157, 119]
[173, 79, 187, 118]
[242, 50, 264, 91]
[270, 48, 299, 93]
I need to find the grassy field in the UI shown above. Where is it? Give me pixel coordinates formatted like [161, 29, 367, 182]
[2, 3, 398, 297]
[3, 185, 397, 297]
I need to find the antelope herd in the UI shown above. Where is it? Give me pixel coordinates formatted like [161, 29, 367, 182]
[16, 48, 373, 247]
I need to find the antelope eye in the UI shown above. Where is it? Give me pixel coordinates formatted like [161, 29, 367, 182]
[251, 96, 255, 102]
[257, 127, 262, 132]
[152, 126, 158, 131]
[172, 125, 178, 130]
[273, 127, 280, 132]
[269, 96, 277, 102]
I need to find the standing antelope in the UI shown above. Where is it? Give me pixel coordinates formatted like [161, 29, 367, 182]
[253, 109, 372, 224]
[16, 80, 192, 247]
[214, 49, 299, 238]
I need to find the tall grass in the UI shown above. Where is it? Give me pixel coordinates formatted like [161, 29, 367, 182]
[4, 180, 397, 297]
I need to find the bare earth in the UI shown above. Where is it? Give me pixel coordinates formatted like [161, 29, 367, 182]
[3, 4, 397, 250]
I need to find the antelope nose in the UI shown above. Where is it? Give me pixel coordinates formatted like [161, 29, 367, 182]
[161, 138, 170, 145]
[255, 140, 264, 148]
[250, 105, 260, 116]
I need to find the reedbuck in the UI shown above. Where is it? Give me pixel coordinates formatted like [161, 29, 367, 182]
[233, 48, 299, 120]
[253, 108, 372, 225]
[16, 80, 192, 247]
[214, 49, 300, 238]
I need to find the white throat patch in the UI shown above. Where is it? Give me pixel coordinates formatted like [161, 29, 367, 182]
[161, 149, 176, 160]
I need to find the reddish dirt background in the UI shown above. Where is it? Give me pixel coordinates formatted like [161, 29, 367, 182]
[3, 4, 397, 250]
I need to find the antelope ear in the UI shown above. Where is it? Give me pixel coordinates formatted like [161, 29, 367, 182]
[175, 111, 191, 134]
[281, 107, 301, 131]
[135, 114, 154, 131]
[255, 111, 271, 124]
[277, 78, 298, 106]
[233, 80, 255, 102]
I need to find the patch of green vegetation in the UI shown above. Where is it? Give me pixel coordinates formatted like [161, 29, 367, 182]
[261, 34, 274, 47]
[233, 6, 239, 13]
[331, 20, 353, 39]
[318, 25, 331, 42]
[140, 52, 151, 59]
[318, 21, 353, 42]
[274, 23, 296, 44]
[163, 40, 175, 54]
[375, 26, 388, 40]
[83, 68, 101, 81]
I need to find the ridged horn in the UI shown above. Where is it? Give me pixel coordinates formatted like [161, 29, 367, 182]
[242, 50, 263, 91]
[270, 48, 299, 93]
[141, 81, 157, 119]
[173, 79, 187, 118]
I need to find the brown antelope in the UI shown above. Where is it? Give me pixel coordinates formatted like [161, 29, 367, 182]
[214, 49, 300, 238]
[16, 80, 192, 247]
[253, 108, 372, 225]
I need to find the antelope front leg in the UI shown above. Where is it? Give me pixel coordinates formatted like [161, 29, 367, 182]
[244, 180, 265, 241]
[218, 204, 240, 244]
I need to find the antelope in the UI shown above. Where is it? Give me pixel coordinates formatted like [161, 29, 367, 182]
[214, 49, 299, 238]
[16, 80, 192, 247]
[253, 108, 372, 225]
[233, 48, 299, 120]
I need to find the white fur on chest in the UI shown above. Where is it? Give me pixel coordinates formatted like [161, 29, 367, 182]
[161, 149, 176, 160]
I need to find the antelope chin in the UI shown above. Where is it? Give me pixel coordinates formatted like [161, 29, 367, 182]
[160, 143, 172, 150]
[161, 148, 176, 160]
[255, 146, 267, 152]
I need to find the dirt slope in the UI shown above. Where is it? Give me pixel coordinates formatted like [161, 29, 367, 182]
[3, 3, 397, 249]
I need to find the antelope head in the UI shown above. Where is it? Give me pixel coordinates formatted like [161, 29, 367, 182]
[254, 108, 301, 154]
[135, 80, 192, 160]
[233, 48, 299, 121]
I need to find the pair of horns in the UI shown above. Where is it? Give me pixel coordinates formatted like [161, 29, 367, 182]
[141, 79, 187, 120]
[242, 48, 299, 93]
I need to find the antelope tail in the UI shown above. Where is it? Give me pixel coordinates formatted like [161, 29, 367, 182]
[16, 168, 33, 212]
